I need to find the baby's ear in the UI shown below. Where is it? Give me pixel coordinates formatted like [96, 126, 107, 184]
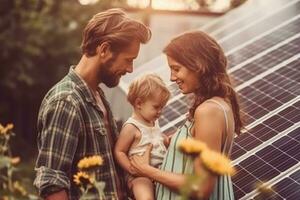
[134, 98, 143, 109]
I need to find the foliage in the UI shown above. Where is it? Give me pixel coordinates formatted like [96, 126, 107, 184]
[0, 123, 39, 199]
[0, 0, 126, 155]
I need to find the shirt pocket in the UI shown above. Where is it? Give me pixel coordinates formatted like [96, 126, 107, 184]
[84, 121, 107, 137]
[94, 125, 107, 136]
[81, 121, 108, 154]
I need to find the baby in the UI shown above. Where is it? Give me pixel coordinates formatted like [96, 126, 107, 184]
[114, 73, 171, 200]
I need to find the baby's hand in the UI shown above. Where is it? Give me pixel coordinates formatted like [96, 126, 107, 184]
[163, 134, 172, 148]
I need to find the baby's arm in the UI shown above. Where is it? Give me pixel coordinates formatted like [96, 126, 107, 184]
[114, 124, 139, 175]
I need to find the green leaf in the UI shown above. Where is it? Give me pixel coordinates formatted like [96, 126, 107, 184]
[0, 155, 10, 169]
[28, 194, 40, 200]
[94, 181, 106, 199]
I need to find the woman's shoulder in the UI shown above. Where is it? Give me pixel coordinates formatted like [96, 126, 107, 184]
[194, 99, 225, 120]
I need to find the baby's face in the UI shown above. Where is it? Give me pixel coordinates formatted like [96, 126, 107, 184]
[138, 93, 167, 124]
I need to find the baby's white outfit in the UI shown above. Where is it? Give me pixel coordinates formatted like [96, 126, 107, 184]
[125, 117, 167, 168]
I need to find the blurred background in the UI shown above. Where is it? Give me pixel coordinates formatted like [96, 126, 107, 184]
[4, 0, 300, 199]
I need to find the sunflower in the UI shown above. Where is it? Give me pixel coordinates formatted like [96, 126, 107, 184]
[0, 123, 14, 135]
[200, 150, 235, 176]
[77, 155, 103, 170]
[178, 138, 208, 155]
[73, 171, 94, 186]
[0, 123, 5, 135]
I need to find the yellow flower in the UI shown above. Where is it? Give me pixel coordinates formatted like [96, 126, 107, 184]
[13, 181, 28, 196]
[73, 171, 94, 186]
[77, 155, 103, 170]
[6, 123, 14, 131]
[11, 157, 21, 165]
[178, 138, 208, 154]
[200, 150, 235, 176]
[0, 123, 14, 135]
[0, 123, 5, 135]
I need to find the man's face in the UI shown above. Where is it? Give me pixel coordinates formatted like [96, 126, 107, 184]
[100, 41, 140, 88]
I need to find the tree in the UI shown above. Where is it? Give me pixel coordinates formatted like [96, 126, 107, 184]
[0, 0, 124, 156]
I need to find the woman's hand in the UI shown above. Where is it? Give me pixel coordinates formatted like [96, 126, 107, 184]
[130, 144, 153, 176]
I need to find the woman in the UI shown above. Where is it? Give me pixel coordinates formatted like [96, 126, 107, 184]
[131, 31, 243, 200]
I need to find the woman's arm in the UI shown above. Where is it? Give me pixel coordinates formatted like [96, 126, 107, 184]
[191, 102, 225, 197]
[114, 124, 139, 174]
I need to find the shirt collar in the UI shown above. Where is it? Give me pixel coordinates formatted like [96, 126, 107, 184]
[67, 65, 100, 105]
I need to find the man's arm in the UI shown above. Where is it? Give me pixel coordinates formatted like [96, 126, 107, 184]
[44, 189, 68, 200]
[34, 99, 81, 199]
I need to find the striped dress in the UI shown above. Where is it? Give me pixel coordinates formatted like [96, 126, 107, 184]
[156, 100, 235, 200]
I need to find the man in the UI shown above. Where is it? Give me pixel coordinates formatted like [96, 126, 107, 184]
[34, 8, 151, 200]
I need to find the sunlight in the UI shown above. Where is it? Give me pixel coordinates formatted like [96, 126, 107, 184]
[78, 0, 99, 5]
[208, 0, 231, 12]
[127, 0, 149, 8]
[152, 0, 199, 10]
[126, 0, 230, 11]
[127, 0, 199, 10]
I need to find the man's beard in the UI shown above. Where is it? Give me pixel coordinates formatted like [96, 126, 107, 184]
[99, 56, 121, 88]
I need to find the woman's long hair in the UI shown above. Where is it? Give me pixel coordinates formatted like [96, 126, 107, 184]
[163, 31, 243, 135]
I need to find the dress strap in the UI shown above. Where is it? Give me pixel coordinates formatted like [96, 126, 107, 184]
[206, 99, 232, 154]
[206, 99, 229, 134]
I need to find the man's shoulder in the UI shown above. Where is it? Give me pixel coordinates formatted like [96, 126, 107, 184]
[43, 76, 83, 106]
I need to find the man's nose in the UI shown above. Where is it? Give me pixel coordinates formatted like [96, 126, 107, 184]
[126, 64, 133, 73]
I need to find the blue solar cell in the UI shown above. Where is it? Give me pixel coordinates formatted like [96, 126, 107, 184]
[290, 170, 300, 184]
[277, 178, 300, 198]
[287, 191, 300, 200]
[231, 144, 247, 160]
[288, 127, 300, 141]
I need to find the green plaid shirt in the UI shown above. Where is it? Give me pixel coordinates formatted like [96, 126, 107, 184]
[34, 66, 126, 199]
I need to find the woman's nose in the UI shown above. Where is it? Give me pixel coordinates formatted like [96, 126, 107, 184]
[170, 73, 176, 82]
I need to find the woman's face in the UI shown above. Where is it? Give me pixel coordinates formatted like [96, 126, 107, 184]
[167, 56, 200, 94]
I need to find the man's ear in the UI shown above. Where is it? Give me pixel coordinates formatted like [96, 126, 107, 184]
[96, 41, 113, 61]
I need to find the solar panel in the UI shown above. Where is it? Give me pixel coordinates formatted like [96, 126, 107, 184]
[161, 0, 300, 198]
[227, 16, 300, 68]
[119, 0, 300, 198]
[216, 0, 300, 52]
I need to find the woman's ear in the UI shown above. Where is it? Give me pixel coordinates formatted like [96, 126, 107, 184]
[96, 42, 113, 61]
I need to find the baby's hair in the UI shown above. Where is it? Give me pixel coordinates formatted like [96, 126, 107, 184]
[127, 73, 170, 106]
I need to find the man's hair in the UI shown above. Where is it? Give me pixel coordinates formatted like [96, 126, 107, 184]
[81, 8, 151, 57]
[127, 73, 170, 107]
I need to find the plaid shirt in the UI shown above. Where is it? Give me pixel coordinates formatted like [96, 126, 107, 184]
[34, 66, 126, 199]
